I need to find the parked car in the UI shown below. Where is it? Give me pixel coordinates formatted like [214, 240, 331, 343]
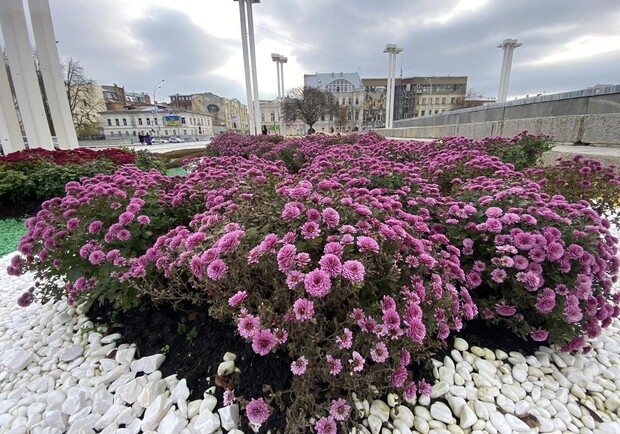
[169, 137, 183, 143]
[152, 138, 169, 144]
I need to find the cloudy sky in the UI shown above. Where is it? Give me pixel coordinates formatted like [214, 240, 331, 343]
[23, 0, 620, 104]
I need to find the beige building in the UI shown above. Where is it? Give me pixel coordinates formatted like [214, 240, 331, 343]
[191, 92, 249, 133]
[68, 83, 106, 138]
[100, 106, 213, 140]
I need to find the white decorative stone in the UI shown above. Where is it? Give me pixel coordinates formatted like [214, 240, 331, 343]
[158, 410, 187, 434]
[367, 414, 383, 434]
[141, 395, 172, 431]
[459, 404, 477, 429]
[453, 338, 468, 352]
[200, 394, 218, 413]
[218, 404, 240, 431]
[393, 405, 414, 428]
[3, 349, 34, 372]
[59, 345, 82, 362]
[370, 400, 390, 422]
[130, 354, 165, 374]
[431, 381, 450, 399]
[430, 402, 455, 424]
[489, 411, 511, 434]
[171, 379, 190, 404]
[217, 361, 235, 376]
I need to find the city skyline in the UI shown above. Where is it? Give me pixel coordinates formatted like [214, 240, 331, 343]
[6, 0, 620, 105]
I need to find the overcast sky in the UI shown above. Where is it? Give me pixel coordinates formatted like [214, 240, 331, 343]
[22, 0, 620, 104]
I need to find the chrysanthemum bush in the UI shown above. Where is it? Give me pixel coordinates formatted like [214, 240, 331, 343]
[7, 131, 620, 432]
[525, 154, 620, 227]
[439, 178, 620, 351]
[129, 170, 475, 431]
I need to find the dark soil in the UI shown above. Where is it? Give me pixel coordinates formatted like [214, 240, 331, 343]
[87, 299, 543, 434]
[0, 198, 44, 220]
[87, 301, 292, 434]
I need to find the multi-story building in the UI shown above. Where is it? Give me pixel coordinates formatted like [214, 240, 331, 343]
[169, 94, 193, 111]
[362, 76, 468, 125]
[101, 84, 127, 111]
[68, 83, 107, 138]
[304, 72, 364, 133]
[125, 91, 151, 105]
[191, 92, 249, 134]
[100, 106, 214, 140]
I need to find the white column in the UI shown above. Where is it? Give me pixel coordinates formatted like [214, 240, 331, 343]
[275, 59, 281, 99]
[384, 47, 393, 129]
[236, 0, 254, 135]
[389, 53, 396, 128]
[246, 0, 261, 135]
[0, 55, 25, 154]
[29, 0, 79, 149]
[497, 39, 522, 103]
[0, 0, 53, 150]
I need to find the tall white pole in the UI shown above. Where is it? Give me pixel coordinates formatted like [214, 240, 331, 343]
[279, 59, 286, 136]
[237, 0, 254, 135]
[29, 0, 79, 149]
[384, 45, 393, 129]
[389, 51, 398, 128]
[0, 0, 53, 150]
[246, 0, 261, 135]
[497, 39, 522, 103]
[275, 58, 281, 99]
[0, 54, 24, 154]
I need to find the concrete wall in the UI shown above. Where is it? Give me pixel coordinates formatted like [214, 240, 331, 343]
[379, 87, 620, 146]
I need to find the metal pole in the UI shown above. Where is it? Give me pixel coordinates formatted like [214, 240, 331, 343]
[384, 46, 393, 129]
[237, 0, 254, 135]
[246, 0, 261, 135]
[153, 79, 164, 139]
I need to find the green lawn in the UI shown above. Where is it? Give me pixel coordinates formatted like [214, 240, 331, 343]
[0, 218, 26, 257]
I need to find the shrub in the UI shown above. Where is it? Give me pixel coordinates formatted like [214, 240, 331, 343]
[525, 155, 620, 227]
[440, 180, 619, 351]
[131, 172, 474, 431]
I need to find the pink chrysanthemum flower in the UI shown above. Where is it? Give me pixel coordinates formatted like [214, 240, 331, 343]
[88, 220, 103, 234]
[252, 329, 277, 356]
[137, 215, 150, 225]
[293, 298, 315, 322]
[246, 398, 270, 424]
[495, 303, 517, 316]
[315, 416, 337, 434]
[329, 398, 351, 421]
[348, 351, 365, 372]
[286, 270, 304, 289]
[238, 314, 260, 339]
[290, 356, 308, 375]
[319, 254, 342, 277]
[530, 329, 549, 342]
[326, 355, 342, 376]
[322, 208, 340, 228]
[342, 260, 365, 284]
[301, 221, 321, 239]
[228, 291, 247, 306]
[277, 244, 297, 271]
[88, 250, 105, 265]
[357, 236, 380, 253]
[223, 389, 236, 406]
[119, 211, 134, 226]
[336, 328, 353, 349]
[370, 342, 389, 363]
[392, 366, 408, 388]
[304, 269, 332, 297]
[324, 242, 344, 257]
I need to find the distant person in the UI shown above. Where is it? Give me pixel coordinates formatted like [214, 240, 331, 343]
[261, 125, 268, 135]
[145, 134, 152, 145]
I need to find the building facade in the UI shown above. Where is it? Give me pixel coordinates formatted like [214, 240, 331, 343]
[170, 94, 193, 110]
[191, 92, 249, 134]
[69, 83, 107, 139]
[304, 72, 364, 133]
[362, 76, 468, 126]
[100, 106, 214, 140]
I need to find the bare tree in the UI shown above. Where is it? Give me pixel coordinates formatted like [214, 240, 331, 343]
[281, 86, 336, 133]
[335, 106, 348, 132]
[456, 88, 495, 109]
[62, 57, 103, 136]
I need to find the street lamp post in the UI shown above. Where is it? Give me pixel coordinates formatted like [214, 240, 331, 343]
[271, 53, 287, 136]
[383, 43, 403, 129]
[152, 79, 165, 139]
[234, 0, 261, 135]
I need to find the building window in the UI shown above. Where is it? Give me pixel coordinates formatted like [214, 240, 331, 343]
[138, 118, 143, 125]
[451, 97, 455, 104]
[421, 98, 426, 105]
[261, 113, 265, 122]
[107, 119, 112, 126]
[326, 79, 353, 93]
[270, 113, 275, 122]
[421, 110, 426, 116]
[182, 117, 186, 125]
[355, 97, 359, 105]
[146, 118, 151, 125]
[154, 119, 158, 125]
[435, 110, 439, 114]
[123, 118, 127, 126]
[115, 119, 119, 126]
[435, 97, 440, 104]
[442, 97, 446, 104]
[125, 131, 129, 136]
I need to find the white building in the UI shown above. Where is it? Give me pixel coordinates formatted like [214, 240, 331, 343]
[100, 106, 214, 140]
[304, 72, 365, 133]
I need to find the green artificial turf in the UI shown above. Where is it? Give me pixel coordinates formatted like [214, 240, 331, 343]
[166, 167, 188, 176]
[0, 218, 26, 257]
